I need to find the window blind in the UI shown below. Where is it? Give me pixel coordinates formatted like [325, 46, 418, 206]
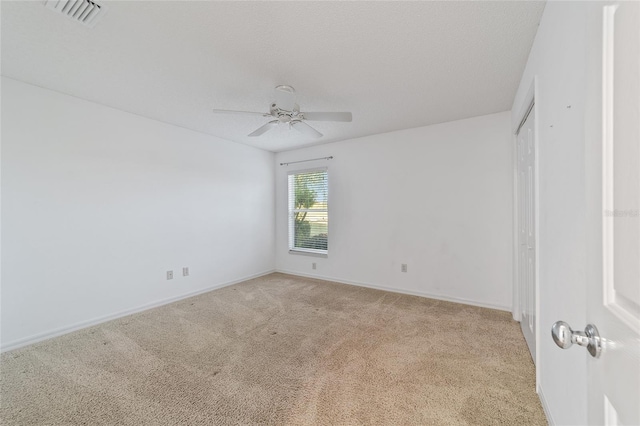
[288, 169, 328, 254]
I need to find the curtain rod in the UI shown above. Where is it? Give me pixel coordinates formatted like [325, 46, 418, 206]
[279, 156, 333, 166]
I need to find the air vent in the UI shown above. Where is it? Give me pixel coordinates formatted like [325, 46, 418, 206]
[44, 0, 105, 28]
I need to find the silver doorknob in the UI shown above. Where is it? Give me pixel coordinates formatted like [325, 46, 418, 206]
[551, 321, 602, 358]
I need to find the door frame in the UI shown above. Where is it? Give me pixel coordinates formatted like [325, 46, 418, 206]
[512, 76, 541, 390]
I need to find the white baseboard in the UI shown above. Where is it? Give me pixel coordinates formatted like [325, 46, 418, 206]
[275, 270, 511, 312]
[538, 384, 554, 426]
[1, 269, 275, 353]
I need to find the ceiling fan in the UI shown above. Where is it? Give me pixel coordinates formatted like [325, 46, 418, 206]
[212, 85, 352, 138]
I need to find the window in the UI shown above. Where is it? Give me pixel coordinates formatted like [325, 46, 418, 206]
[288, 169, 328, 255]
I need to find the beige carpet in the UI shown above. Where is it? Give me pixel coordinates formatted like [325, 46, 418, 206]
[1, 273, 545, 425]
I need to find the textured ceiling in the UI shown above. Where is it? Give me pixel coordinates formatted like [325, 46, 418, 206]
[1, 1, 545, 152]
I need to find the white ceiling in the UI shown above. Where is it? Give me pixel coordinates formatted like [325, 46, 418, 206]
[1, 1, 545, 152]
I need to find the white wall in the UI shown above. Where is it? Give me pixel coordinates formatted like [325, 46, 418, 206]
[1, 77, 275, 350]
[511, 2, 589, 425]
[275, 112, 513, 311]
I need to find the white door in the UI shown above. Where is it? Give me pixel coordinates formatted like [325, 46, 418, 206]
[584, 1, 639, 424]
[517, 107, 536, 362]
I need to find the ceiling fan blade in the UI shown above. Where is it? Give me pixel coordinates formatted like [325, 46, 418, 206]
[291, 120, 323, 138]
[302, 112, 353, 122]
[275, 85, 296, 111]
[248, 120, 278, 137]
[212, 109, 271, 117]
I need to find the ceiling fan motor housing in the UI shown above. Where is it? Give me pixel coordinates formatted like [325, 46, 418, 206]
[270, 103, 300, 123]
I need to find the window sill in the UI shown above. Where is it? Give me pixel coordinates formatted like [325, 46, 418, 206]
[288, 250, 328, 258]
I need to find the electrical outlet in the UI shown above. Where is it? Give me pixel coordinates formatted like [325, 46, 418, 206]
[401, 264, 408, 273]
[312, 263, 317, 270]
[167, 271, 174, 280]
[182, 267, 189, 277]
